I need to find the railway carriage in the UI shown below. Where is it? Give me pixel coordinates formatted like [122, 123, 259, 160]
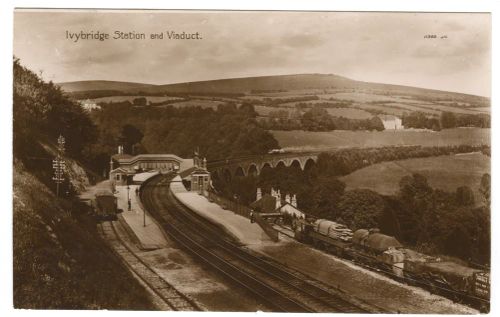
[94, 189, 121, 221]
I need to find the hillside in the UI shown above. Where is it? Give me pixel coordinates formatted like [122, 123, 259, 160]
[57, 73, 489, 104]
[57, 80, 155, 93]
[13, 159, 155, 309]
[13, 58, 156, 309]
[340, 152, 490, 203]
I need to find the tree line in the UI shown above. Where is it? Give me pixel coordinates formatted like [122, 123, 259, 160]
[259, 107, 385, 131]
[213, 144, 490, 264]
[13, 58, 278, 182]
[86, 101, 277, 174]
[13, 57, 99, 189]
[403, 111, 490, 130]
[295, 99, 354, 109]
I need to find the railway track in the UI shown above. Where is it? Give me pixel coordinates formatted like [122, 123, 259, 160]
[141, 174, 380, 313]
[98, 220, 202, 311]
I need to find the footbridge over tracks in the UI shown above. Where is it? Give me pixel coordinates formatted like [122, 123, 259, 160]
[207, 152, 320, 181]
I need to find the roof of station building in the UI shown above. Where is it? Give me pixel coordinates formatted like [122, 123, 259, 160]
[116, 153, 185, 163]
[111, 153, 133, 161]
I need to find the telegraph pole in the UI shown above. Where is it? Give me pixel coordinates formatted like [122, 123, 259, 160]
[52, 135, 66, 197]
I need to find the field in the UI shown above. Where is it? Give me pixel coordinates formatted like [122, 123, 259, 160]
[324, 108, 373, 119]
[272, 128, 490, 151]
[381, 102, 442, 115]
[243, 89, 490, 118]
[340, 152, 490, 202]
[254, 106, 373, 119]
[254, 105, 285, 116]
[70, 75, 490, 130]
[244, 90, 490, 119]
[76, 79, 490, 121]
[240, 94, 313, 101]
[318, 92, 414, 104]
[355, 104, 407, 116]
[409, 103, 490, 115]
[168, 99, 225, 109]
[471, 107, 491, 113]
[90, 95, 183, 103]
[89, 95, 226, 109]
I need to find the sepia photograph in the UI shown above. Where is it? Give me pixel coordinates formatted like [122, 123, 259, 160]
[11, 7, 491, 314]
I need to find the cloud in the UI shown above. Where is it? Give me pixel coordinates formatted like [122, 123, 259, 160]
[281, 33, 325, 48]
[13, 10, 491, 96]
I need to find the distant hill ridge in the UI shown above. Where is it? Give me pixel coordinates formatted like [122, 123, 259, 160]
[57, 80, 155, 92]
[57, 73, 487, 100]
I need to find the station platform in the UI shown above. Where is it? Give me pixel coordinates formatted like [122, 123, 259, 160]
[78, 179, 113, 201]
[170, 176, 273, 246]
[115, 183, 168, 250]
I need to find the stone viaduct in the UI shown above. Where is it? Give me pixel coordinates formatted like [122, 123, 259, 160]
[208, 152, 319, 181]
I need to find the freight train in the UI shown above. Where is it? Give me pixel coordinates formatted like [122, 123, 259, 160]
[292, 218, 490, 311]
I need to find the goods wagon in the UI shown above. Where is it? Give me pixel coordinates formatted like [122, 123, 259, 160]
[403, 251, 490, 303]
[94, 189, 120, 221]
[313, 219, 353, 242]
[291, 217, 489, 311]
[351, 229, 402, 254]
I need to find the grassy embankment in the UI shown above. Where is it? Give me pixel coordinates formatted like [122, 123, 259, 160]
[272, 127, 490, 151]
[13, 158, 155, 309]
[340, 152, 490, 204]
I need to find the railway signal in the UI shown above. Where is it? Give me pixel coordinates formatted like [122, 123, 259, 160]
[52, 135, 66, 196]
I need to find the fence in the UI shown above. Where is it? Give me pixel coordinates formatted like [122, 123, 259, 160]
[207, 191, 252, 219]
[253, 213, 279, 242]
[207, 190, 279, 242]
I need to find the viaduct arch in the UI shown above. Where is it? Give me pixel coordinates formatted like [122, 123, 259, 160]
[210, 154, 318, 180]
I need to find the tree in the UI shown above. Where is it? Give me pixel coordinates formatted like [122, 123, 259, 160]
[455, 186, 475, 206]
[238, 103, 258, 117]
[217, 103, 238, 114]
[378, 196, 402, 237]
[479, 173, 490, 206]
[399, 173, 433, 201]
[132, 97, 147, 107]
[120, 124, 144, 154]
[397, 173, 434, 244]
[444, 224, 472, 259]
[336, 189, 385, 230]
[310, 177, 346, 219]
[13, 58, 97, 158]
[440, 111, 457, 129]
[369, 116, 385, 131]
[301, 107, 332, 131]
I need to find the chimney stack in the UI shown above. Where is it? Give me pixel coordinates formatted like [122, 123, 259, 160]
[256, 188, 262, 201]
[285, 193, 291, 204]
[109, 157, 114, 176]
[291, 194, 297, 207]
[276, 189, 282, 209]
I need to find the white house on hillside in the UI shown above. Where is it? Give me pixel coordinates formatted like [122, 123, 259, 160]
[79, 99, 101, 111]
[379, 115, 403, 130]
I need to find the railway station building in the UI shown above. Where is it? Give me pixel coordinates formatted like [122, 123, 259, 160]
[178, 152, 211, 195]
[109, 147, 212, 194]
[251, 187, 305, 219]
[109, 146, 194, 185]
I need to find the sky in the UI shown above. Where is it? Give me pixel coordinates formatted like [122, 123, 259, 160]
[13, 10, 491, 97]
